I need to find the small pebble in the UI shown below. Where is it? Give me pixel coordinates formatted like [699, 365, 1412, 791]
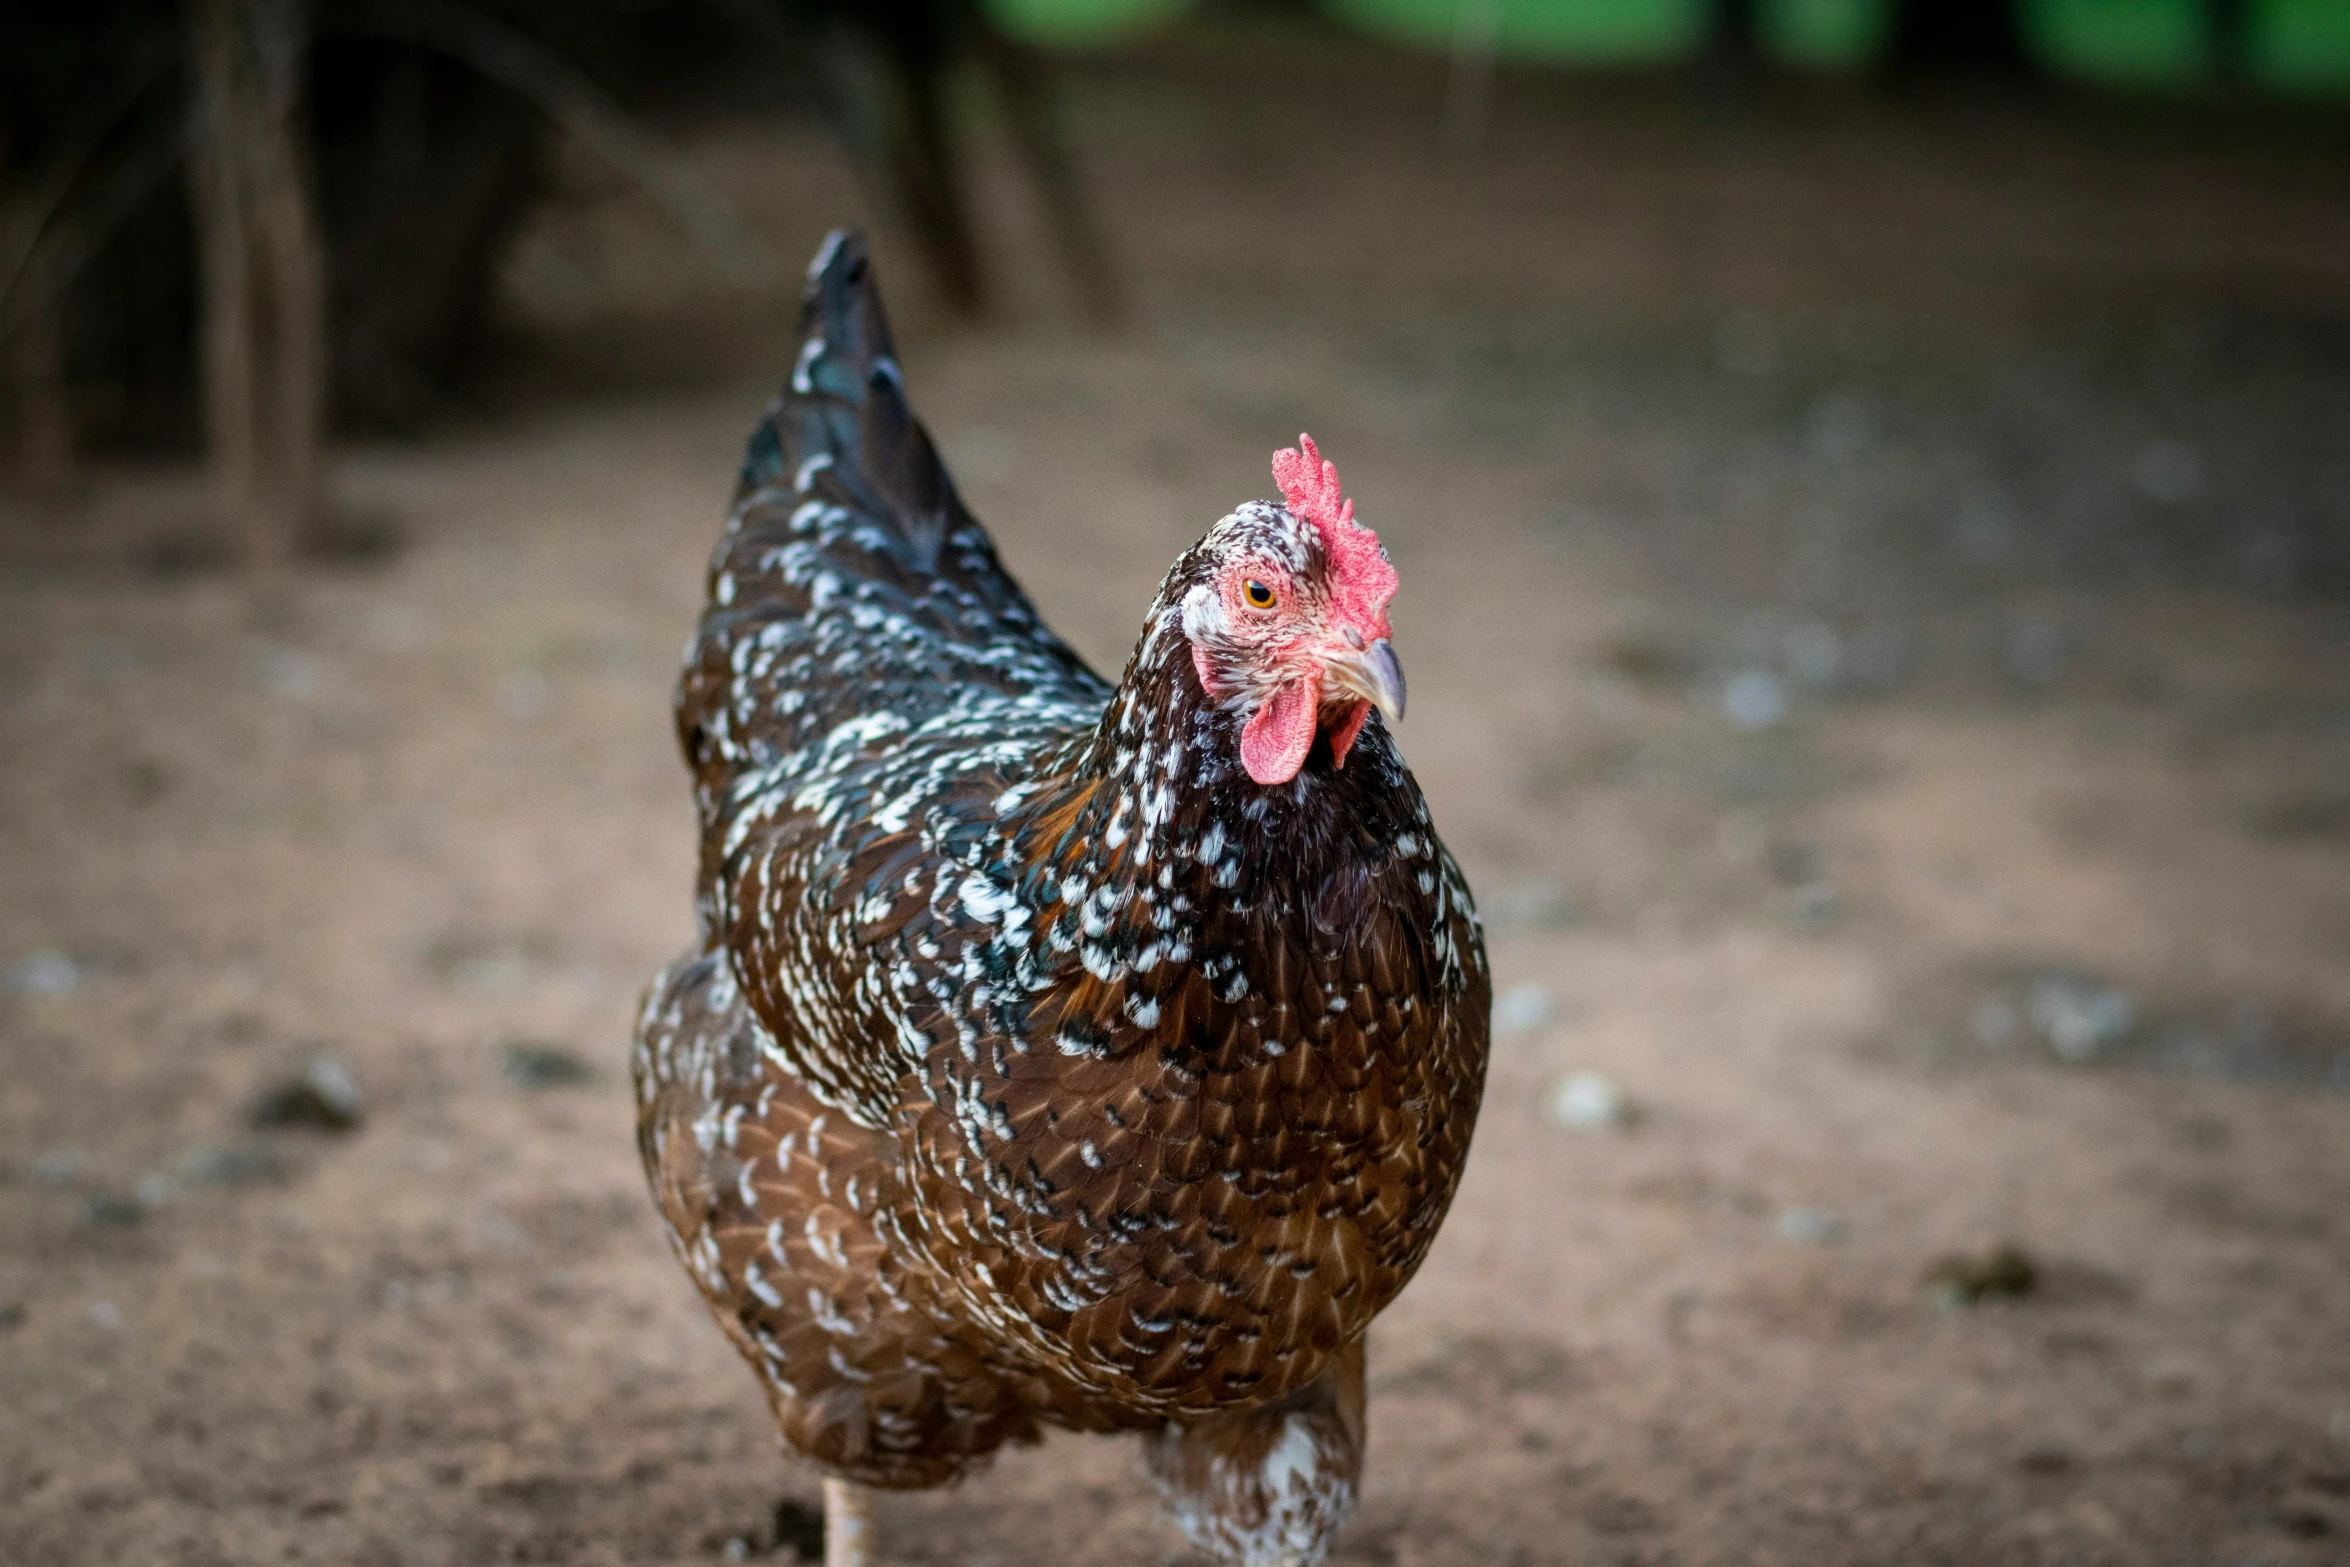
[89, 1301, 121, 1330]
[1492, 984, 1554, 1034]
[503, 1040, 593, 1089]
[1723, 669, 1788, 731]
[1922, 1244, 2037, 1306]
[10, 950, 82, 997]
[0, 1303, 23, 1332]
[80, 1193, 143, 1229]
[2028, 978, 2133, 1063]
[1599, 633, 1689, 685]
[253, 1057, 364, 1132]
[1552, 1071, 1634, 1131]
[1777, 1206, 1848, 1245]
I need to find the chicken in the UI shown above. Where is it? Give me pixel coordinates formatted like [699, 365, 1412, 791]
[632, 231, 1490, 1567]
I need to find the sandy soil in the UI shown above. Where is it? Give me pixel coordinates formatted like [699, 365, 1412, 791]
[4, 30, 2349, 1567]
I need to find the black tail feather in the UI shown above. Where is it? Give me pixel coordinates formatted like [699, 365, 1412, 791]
[686, 227, 1104, 789]
[740, 229, 958, 573]
[676, 227, 1115, 852]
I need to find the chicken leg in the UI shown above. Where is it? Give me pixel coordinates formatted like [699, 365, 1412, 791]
[824, 1477, 873, 1567]
[1144, 1339, 1368, 1567]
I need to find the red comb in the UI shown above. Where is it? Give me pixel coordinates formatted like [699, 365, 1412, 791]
[1272, 434, 1397, 637]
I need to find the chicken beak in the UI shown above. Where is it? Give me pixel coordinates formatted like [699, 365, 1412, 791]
[1326, 637, 1406, 725]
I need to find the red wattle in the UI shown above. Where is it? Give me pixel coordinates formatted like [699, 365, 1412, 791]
[1241, 675, 1320, 785]
[1326, 699, 1371, 769]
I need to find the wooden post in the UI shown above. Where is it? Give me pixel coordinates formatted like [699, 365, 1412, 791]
[189, 0, 261, 555]
[975, 25, 1120, 325]
[5, 281, 75, 497]
[1708, 0, 1763, 67]
[0, 132, 77, 498]
[1886, 0, 2037, 80]
[256, 29, 328, 559]
[186, 0, 327, 563]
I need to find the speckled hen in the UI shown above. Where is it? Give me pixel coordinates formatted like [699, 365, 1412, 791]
[632, 231, 1490, 1567]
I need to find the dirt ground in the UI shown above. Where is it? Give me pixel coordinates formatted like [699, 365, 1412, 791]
[5, 29, 2350, 1567]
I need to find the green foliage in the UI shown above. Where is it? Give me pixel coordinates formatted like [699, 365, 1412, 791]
[983, 0, 1196, 47]
[1327, 0, 1710, 64]
[1764, 0, 1892, 67]
[2024, 0, 2212, 85]
[2248, 0, 2350, 92]
[1311, 0, 2350, 92]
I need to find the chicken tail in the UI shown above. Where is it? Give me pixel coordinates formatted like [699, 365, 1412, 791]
[676, 230, 1103, 879]
[738, 228, 959, 574]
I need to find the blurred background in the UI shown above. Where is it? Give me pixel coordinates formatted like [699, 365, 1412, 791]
[3, 2, 2348, 1563]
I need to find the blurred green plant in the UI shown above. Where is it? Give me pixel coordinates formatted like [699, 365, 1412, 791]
[1765, 0, 1890, 66]
[1329, 0, 1709, 63]
[983, 0, 1195, 47]
[2254, 0, 2350, 92]
[1317, 0, 2350, 89]
[2028, 0, 2217, 85]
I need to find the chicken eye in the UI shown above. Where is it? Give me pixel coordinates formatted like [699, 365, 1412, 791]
[1243, 579, 1277, 609]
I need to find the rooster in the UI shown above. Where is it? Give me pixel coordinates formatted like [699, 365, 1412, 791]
[632, 231, 1489, 1567]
